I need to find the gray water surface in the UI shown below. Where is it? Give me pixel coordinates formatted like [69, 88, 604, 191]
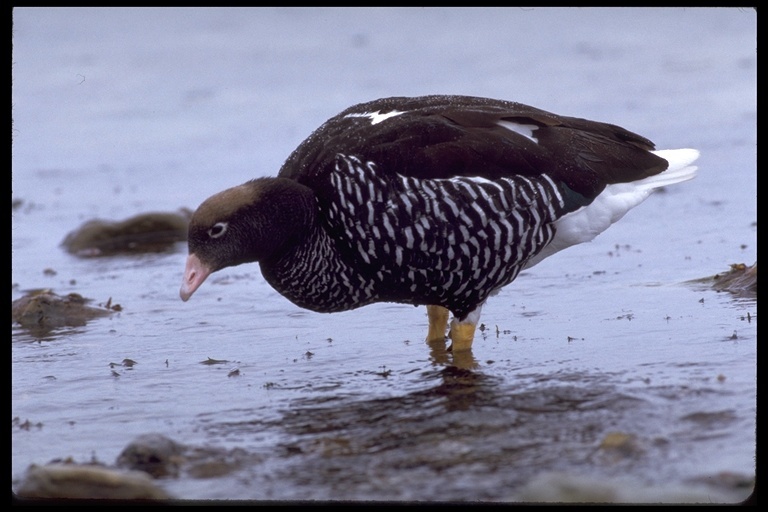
[12, 7, 756, 502]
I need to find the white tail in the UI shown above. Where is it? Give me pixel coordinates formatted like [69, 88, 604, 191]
[524, 148, 700, 269]
[637, 149, 699, 190]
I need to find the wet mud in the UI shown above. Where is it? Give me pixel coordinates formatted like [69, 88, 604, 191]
[14, 365, 754, 502]
[9, 217, 758, 502]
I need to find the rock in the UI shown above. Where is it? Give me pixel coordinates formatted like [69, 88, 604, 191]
[710, 262, 756, 296]
[12, 290, 116, 334]
[62, 210, 191, 257]
[15, 463, 170, 500]
[687, 262, 757, 298]
[117, 434, 185, 478]
[117, 433, 252, 480]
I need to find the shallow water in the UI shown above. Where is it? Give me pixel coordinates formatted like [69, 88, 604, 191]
[12, 7, 756, 502]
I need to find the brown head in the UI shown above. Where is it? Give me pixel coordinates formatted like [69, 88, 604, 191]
[180, 177, 316, 301]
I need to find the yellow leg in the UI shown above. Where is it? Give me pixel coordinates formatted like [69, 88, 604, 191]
[425, 305, 449, 343]
[449, 321, 476, 352]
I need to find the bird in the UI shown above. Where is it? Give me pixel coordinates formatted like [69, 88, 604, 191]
[180, 95, 698, 353]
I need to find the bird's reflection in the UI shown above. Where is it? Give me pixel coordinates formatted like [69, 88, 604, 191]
[427, 338, 479, 370]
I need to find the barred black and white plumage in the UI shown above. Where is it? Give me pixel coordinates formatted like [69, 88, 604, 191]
[180, 95, 699, 354]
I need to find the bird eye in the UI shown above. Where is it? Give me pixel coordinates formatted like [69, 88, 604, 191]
[208, 222, 228, 239]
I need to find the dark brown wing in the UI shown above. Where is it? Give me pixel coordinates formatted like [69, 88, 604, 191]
[278, 95, 667, 202]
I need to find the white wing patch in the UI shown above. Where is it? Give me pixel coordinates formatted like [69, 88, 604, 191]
[497, 120, 539, 144]
[344, 110, 406, 125]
